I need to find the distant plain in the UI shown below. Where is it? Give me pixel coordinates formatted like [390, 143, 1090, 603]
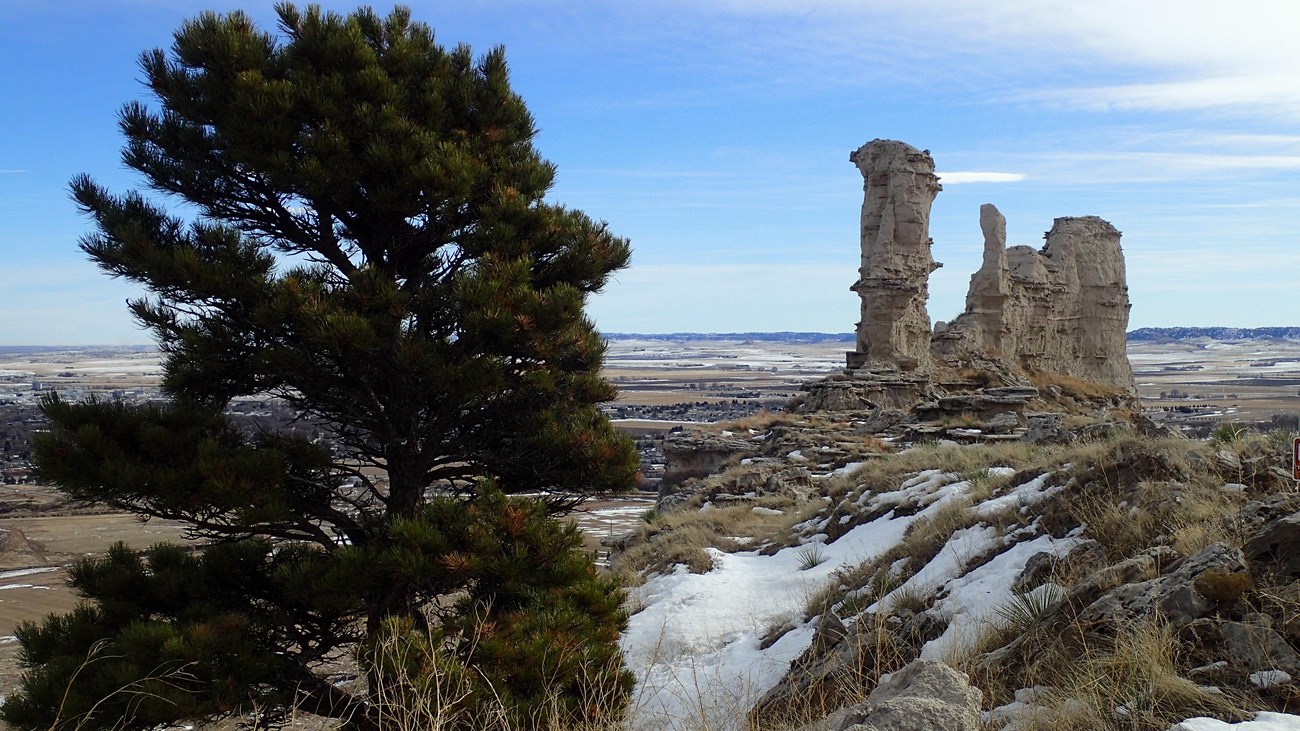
[1, 336, 1298, 696]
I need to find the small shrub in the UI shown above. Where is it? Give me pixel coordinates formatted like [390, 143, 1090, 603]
[1194, 570, 1254, 612]
[994, 584, 1065, 632]
[1211, 422, 1248, 445]
[797, 544, 828, 570]
[837, 590, 874, 618]
[887, 585, 929, 614]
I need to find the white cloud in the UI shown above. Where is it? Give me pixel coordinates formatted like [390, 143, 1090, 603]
[1028, 75, 1300, 119]
[937, 172, 1026, 185]
[673, 0, 1300, 119]
[0, 169, 26, 174]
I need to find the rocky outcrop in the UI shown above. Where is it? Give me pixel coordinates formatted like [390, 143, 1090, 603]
[791, 660, 982, 731]
[656, 419, 892, 510]
[1076, 543, 1249, 629]
[847, 140, 942, 374]
[1243, 511, 1300, 581]
[661, 431, 759, 486]
[800, 372, 931, 412]
[933, 206, 1135, 390]
[834, 139, 1136, 410]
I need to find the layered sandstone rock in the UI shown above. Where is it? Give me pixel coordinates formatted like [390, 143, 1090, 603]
[847, 140, 942, 374]
[933, 205, 1135, 389]
[829, 138, 1136, 414]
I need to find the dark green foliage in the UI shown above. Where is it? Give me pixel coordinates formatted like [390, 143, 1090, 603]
[3, 4, 636, 730]
[4, 488, 630, 730]
[364, 489, 633, 729]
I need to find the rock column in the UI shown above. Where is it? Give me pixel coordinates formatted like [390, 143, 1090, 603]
[847, 139, 941, 373]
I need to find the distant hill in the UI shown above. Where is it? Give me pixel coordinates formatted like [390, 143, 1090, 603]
[0, 345, 155, 354]
[604, 332, 855, 344]
[1127, 327, 1300, 342]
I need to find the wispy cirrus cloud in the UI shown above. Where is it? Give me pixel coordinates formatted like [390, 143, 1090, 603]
[1027, 75, 1300, 119]
[660, 0, 1300, 120]
[0, 169, 26, 174]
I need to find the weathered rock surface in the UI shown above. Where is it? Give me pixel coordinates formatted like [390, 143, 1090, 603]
[1077, 544, 1248, 629]
[794, 660, 982, 731]
[1185, 619, 1300, 675]
[830, 140, 1136, 415]
[657, 420, 892, 510]
[661, 431, 758, 484]
[847, 140, 941, 374]
[934, 206, 1135, 390]
[801, 372, 932, 413]
[1024, 412, 1069, 444]
[1244, 511, 1300, 581]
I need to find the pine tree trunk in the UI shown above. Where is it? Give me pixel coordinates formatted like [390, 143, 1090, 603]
[386, 449, 425, 518]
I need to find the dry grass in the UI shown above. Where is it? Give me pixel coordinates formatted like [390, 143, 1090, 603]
[612, 427, 1300, 730]
[1033, 433, 1256, 562]
[958, 618, 1247, 731]
[750, 609, 926, 729]
[894, 500, 978, 574]
[611, 499, 796, 584]
[717, 409, 801, 432]
[841, 440, 1053, 501]
[1028, 370, 1133, 403]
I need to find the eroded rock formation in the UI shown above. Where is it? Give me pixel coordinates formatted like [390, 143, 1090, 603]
[933, 205, 1135, 389]
[848, 140, 942, 374]
[843, 139, 1135, 394]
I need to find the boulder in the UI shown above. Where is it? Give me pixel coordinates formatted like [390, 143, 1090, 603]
[1024, 412, 1069, 444]
[1244, 511, 1300, 580]
[984, 412, 1023, 435]
[1077, 544, 1248, 629]
[1184, 619, 1300, 675]
[799, 660, 982, 731]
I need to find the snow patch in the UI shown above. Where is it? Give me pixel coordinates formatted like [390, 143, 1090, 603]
[1172, 712, 1300, 730]
[0, 567, 58, 581]
[921, 533, 1080, 660]
[623, 511, 917, 730]
[1250, 670, 1293, 689]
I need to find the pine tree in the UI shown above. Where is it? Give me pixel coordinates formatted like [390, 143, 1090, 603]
[1, 5, 638, 730]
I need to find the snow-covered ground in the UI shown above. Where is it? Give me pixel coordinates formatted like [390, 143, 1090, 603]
[621, 469, 1059, 730]
[619, 466, 1300, 731]
[1174, 714, 1300, 731]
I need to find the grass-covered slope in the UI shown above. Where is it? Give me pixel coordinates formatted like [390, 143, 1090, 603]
[615, 419, 1300, 731]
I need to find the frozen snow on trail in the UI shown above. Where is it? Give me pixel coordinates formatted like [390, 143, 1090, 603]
[0, 567, 58, 581]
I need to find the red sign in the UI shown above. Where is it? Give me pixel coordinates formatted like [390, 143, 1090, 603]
[1294, 437, 1300, 481]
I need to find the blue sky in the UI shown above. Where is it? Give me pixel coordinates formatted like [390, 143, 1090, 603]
[2, 0, 1298, 344]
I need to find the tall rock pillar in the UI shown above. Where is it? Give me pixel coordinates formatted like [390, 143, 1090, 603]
[847, 139, 942, 372]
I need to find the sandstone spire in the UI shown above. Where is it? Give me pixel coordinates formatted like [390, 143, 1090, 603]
[838, 138, 1136, 397]
[933, 207, 1136, 390]
[847, 139, 941, 373]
